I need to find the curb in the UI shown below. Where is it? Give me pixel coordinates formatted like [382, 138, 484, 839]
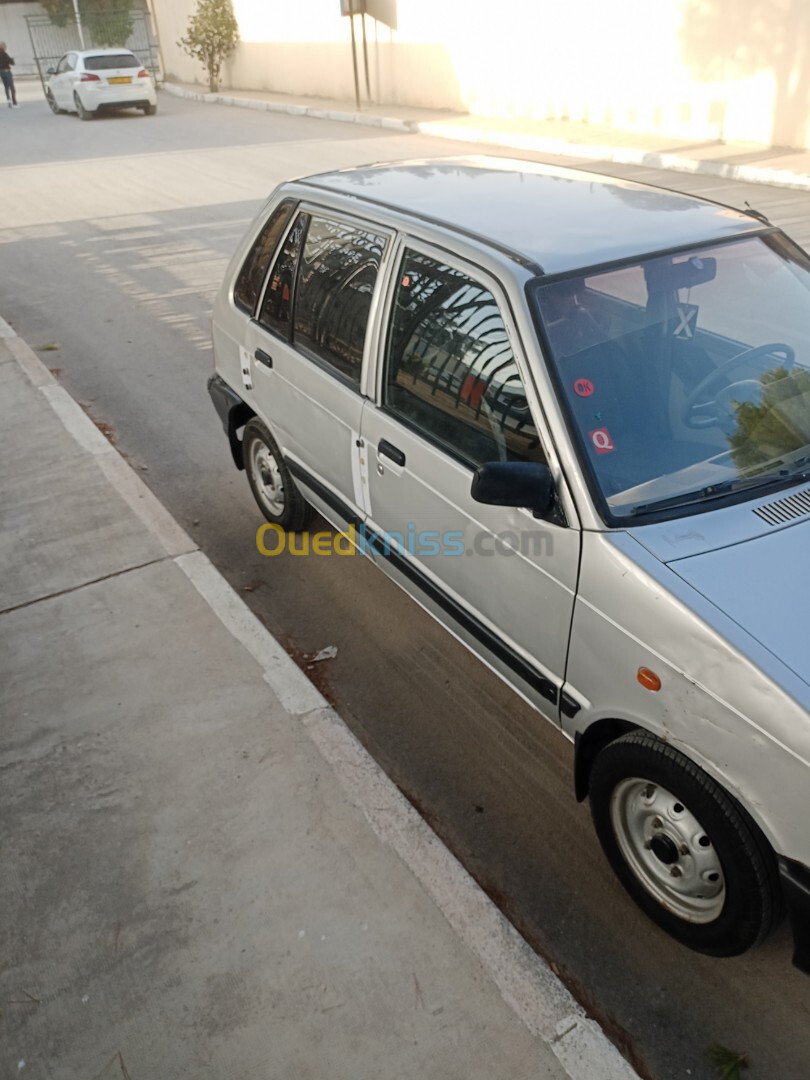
[163, 81, 810, 193]
[163, 81, 414, 132]
[0, 311, 641, 1080]
[414, 122, 810, 193]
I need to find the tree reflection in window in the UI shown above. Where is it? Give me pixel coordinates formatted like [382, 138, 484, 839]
[728, 364, 810, 471]
[386, 251, 544, 465]
[293, 216, 386, 385]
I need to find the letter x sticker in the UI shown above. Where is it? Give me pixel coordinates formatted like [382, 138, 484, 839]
[673, 303, 699, 339]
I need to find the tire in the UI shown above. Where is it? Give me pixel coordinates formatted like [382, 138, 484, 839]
[142, 103, 157, 116]
[46, 90, 63, 115]
[589, 731, 782, 956]
[242, 418, 312, 532]
[74, 93, 94, 121]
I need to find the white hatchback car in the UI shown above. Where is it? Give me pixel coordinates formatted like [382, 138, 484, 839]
[209, 156, 810, 973]
[45, 48, 156, 120]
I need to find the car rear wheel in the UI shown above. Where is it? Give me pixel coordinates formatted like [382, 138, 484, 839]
[74, 92, 94, 121]
[243, 418, 312, 532]
[142, 103, 157, 116]
[589, 730, 782, 956]
[45, 90, 63, 115]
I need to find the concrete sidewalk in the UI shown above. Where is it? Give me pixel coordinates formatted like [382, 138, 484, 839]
[0, 322, 638, 1079]
[164, 80, 810, 193]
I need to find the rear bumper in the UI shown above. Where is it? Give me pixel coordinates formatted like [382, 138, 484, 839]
[780, 857, 810, 975]
[207, 373, 251, 470]
[96, 98, 153, 112]
[81, 81, 156, 111]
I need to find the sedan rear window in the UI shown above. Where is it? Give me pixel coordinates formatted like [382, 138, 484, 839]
[84, 54, 139, 70]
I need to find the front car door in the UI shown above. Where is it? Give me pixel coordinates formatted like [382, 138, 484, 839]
[359, 241, 580, 717]
[52, 54, 75, 108]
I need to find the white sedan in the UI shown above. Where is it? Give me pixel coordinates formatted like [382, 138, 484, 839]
[45, 48, 156, 120]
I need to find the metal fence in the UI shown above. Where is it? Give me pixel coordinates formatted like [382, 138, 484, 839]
[25, 8, 160, 88]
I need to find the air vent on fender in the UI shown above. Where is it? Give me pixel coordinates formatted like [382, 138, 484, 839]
[753, 486, 810, 526]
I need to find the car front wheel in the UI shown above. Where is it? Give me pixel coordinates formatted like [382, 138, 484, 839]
[243, 418, 312, 532]
[74, 92, 94, 121]
[589, 731, 782, 956]
[46, 90, 63, 115]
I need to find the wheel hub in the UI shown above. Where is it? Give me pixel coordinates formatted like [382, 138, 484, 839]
[650, 833, 679, 865]
[610, 777, 725, 923]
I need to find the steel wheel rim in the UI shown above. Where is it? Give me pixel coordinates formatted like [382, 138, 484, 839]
[610, 777, 725, 923]
[249, 441, 285, 517]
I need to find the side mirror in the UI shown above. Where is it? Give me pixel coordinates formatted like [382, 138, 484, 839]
[470, 461, 554, 514]
[46, 67, 56, 75]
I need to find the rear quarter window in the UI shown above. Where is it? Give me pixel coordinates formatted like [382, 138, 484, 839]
[233, 200, 296, 317]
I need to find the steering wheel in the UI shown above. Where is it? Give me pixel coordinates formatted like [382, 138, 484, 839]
[681, 342, 795, 429]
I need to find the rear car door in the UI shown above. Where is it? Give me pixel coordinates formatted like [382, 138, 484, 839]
[359, 241, 580, 716]
[245, 205, 392, 525]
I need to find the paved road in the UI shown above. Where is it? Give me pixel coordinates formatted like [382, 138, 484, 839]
[4, 82, 810, 1080]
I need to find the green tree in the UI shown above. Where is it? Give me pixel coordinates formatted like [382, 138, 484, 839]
[40, 0, 134, 48]
[177, 0, 239, 93]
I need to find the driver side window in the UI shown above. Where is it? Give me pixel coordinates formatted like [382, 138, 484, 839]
[384, 249, 545, 467]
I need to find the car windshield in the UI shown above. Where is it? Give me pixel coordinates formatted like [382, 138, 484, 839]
[532, 232, 810, 521]
[84, 53, 139, 70]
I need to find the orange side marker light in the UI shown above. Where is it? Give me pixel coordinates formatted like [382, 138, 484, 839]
[637, 667, 662, 692]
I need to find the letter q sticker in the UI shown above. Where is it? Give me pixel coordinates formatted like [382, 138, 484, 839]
[589, 427, 615, 454]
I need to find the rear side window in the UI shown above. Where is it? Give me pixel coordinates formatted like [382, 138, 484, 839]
[234, 200, 295, 316]
[84, 53, 139, 70]
[292, 215, 386, 386]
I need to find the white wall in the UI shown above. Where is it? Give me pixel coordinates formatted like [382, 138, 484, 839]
[152, 0, 810, 150]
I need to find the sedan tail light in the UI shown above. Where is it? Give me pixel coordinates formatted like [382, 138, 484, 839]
[80, 72, 100, 82]
[137, 69, 149, 79]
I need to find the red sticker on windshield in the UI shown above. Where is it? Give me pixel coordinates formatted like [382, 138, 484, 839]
[574, 378, 594, 397]
[589, 427, 615, 454]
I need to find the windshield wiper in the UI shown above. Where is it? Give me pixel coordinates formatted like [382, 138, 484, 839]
[630, 468, 810, 516]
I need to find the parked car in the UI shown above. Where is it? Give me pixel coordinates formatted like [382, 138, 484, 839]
[45, 49, 156, 120]
[208, 156, 810, 972]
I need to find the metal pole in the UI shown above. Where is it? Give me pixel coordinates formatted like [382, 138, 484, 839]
[142, 0, 165, 80]
[348, 0, 360, 111]
[361, 12, 371, 103]
[72, 0, 86, 49]
[24, 15, 45, 91]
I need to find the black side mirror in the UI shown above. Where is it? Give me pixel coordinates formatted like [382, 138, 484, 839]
[471, 461, 554, 514]
[46, 67, 56, 75]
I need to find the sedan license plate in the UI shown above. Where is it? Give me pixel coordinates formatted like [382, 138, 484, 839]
[108, 76, 132, 84]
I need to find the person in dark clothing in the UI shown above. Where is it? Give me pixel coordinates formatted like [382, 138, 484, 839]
[0, 43, 18, 107]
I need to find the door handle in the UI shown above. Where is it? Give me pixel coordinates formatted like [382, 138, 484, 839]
[254, 348, 273, 369]
[378, 439, 406, 467]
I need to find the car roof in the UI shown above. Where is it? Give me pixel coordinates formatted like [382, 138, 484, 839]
[297, 156, 766, 276]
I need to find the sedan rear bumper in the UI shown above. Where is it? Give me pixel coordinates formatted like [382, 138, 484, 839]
[780, 857, 810, 974]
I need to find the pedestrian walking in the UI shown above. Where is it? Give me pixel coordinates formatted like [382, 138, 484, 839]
[0, 43, 18, 108]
